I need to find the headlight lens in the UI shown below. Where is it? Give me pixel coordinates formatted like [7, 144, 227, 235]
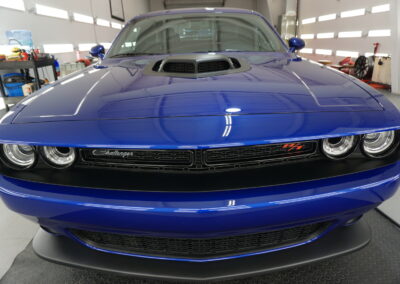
[41, 146, 76, 168]
[1, 144, 36, 169]
[362, 131, 398, 158]
[322, 136, 357, 159]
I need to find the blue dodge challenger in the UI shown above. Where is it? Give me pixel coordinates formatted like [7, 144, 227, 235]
[1, 8, 400, 281]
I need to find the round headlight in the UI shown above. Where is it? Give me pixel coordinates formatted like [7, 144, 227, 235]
[322, 136, 357, 159]
[1, 144, 36, 169]
[361, 131, 398, 158]
[41, 146, 76, 168]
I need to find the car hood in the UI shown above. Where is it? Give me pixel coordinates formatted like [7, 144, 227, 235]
[12, 53, 382, 124]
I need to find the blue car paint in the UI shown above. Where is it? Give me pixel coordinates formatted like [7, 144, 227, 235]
[0, 7, 400, 263]
[1, 161, 399, 261]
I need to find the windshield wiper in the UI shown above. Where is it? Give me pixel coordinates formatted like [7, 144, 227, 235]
[109, 52, 160, 58]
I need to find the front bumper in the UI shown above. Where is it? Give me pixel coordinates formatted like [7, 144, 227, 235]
[0, 161, 399, 265]
[34, 219, 370, 282]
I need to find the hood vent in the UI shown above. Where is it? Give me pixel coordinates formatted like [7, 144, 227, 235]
[163, 62, 196, 73]
[147, 54, 250, 78]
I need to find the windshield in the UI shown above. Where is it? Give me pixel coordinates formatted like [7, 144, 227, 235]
[107, 13, 286, 57]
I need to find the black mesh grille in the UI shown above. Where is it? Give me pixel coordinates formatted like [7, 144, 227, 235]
[163, 62, 195, 73]
[70, 222, 329, 259]
[79, 141, 318, 172]
[198, 60, 231, 73]
[205, 142, 316, 165]
[81, 149, 193, 166]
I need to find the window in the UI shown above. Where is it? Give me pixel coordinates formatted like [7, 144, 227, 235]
[338, 31, 362, 38]
[111, 22, 122, 29]
[107, 13, 286, 57]
[0, 0, 25, 11]
[317, 32, 335, 39]
[73, 13, 94, 24]
[302, 17, 316, 25]
[301, 34, 314, 39]
[96, 18, 110, 27]
[78, 43, 97, 51]
[315, 49, 332, 55]
[300, 48, 313, 54]
[336, 50, 359, 57]
[368, 30, 391, 37]
[36, 4, 69, 19]
[371, 4, 390, 14]
[318, 14, 336, 22]
[340, 9, 365, 18]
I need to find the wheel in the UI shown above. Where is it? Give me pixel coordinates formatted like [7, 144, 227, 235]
[354, 56, 374, 79]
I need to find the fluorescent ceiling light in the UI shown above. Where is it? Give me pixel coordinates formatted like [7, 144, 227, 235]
[43, 44, 74, 54]
[96, 18, 110, 27]
[302, 17, 316, 25]
[317, 32, 335, 39]
[318, 13, 336, 22]
[36, 4, 69, 19]
[301, 34, 314, 39]
[368, 29, 391, 37]
[111, 22, 122, 29]
[78, 43, 96, 51]
[73, 13, 94, 24]
[316, 49, 332, 55]
[365, 52, 389, 57]
[371, 4, 390, 13]
[100, 42, 112, 49]
[0, 0, 25, 11]
[340, 8, 365, 18]
[300, 48, 313, 54]
[336, 50, 359, 58]
[338, 31, 363, 38]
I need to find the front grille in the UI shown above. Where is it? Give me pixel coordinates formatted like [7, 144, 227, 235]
[79, 141, 318, 172]
[70, 222, 329, 259]
[198, 60, 231, 73]
[82, 149, 193, 166]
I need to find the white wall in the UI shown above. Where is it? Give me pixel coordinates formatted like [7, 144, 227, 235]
[298, 0, 392, 63]
[224, 0, 256, 10]
[0, 0, 149, 63]
[265, 0, 285, 28]
[390, 0, 400, 93]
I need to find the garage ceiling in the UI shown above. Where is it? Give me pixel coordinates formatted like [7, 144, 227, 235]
[164, 0, 225, 9]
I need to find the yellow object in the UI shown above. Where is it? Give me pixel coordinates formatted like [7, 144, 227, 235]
[11, 47, 21, 53]
[6, 46, 22, 61]
[6, 54, 21, 61]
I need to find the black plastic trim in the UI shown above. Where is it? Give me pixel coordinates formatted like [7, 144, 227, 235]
[33, 220, 370, 282]
[0, 152, 398, 192]
[69, 221, 330, 259]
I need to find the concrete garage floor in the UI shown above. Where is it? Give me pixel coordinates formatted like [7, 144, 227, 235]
[0, 92, 400, 280]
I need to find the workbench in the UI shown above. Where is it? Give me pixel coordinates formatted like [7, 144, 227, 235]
[0, 58, 58, 98]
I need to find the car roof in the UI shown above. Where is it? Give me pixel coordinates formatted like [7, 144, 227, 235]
[129, 7, 261, 23]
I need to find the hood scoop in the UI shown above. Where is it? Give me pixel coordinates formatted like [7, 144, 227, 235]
[144, 54, 250, 78]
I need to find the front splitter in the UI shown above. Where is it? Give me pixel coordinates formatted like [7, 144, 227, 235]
[33, 220, 370, 282]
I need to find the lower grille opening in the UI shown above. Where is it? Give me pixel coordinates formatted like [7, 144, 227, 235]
[70, 222, 329, 259]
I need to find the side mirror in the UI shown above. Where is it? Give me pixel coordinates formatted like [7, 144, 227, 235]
[90, 45, 105, 59]
[288, 37, 305, 53]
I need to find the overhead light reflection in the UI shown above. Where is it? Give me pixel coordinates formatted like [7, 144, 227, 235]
[222, 114, 232, 137]
[226, 107, 241, 113]
[61, 73, 85, 85]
